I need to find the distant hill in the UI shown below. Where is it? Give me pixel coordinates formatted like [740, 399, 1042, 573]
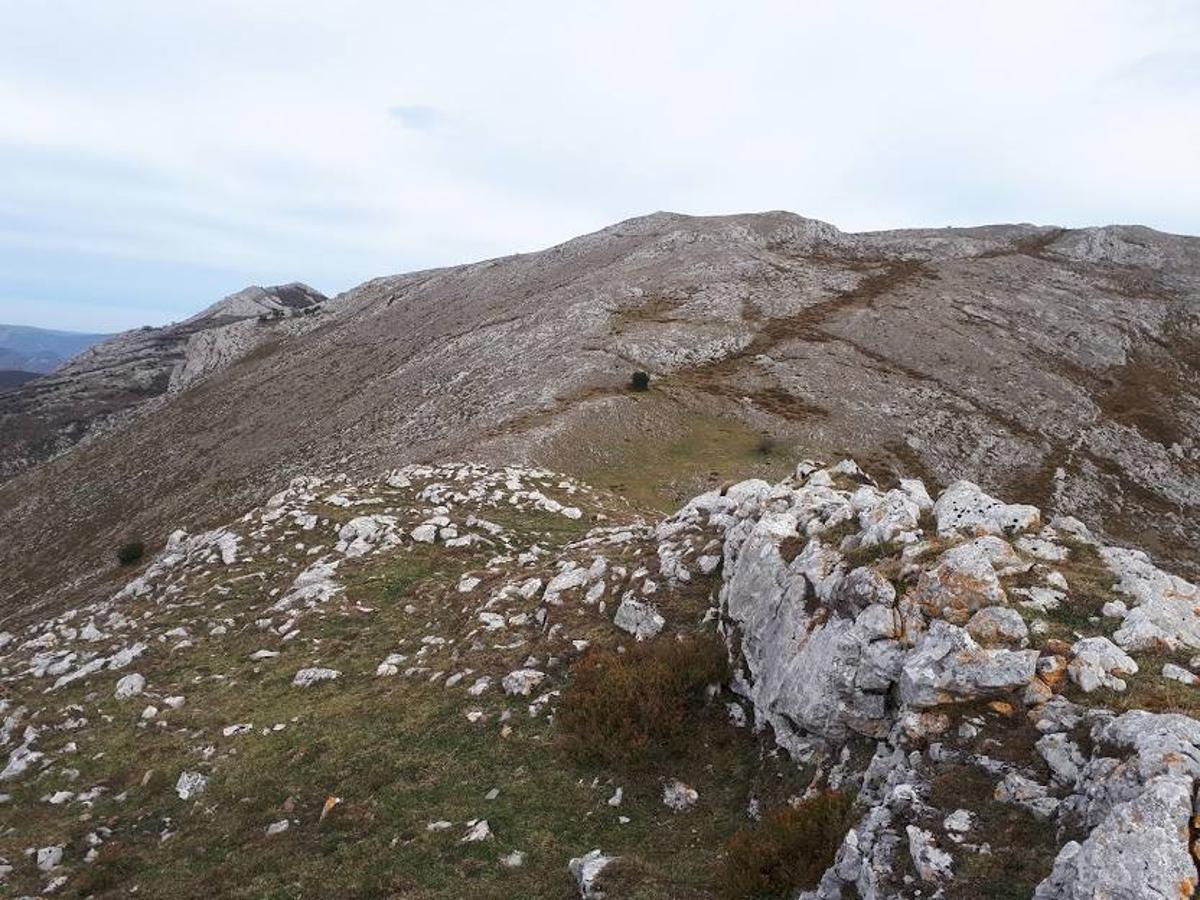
[0, 323, 112, 373]
[0, 370, 40, 389]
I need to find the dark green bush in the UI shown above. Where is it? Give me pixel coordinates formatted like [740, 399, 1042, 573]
[557, 633, 728, 766]
[116, 540, 145, 566]
[718, 792, 856, 898]
[755, 434, 777, 456]
[629, 370, 651, 391]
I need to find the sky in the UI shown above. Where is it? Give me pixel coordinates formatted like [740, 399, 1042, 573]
[1, 1, 1198, 332]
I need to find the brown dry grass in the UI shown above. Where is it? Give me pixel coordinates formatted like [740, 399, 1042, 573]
[716, 792, 855, 899]
[557, 633, 730, 767]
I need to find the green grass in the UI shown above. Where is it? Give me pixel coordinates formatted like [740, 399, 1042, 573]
[0, 489, 813, 899]
[927, 764, 1063, 899]
[571, 411, 798, 514]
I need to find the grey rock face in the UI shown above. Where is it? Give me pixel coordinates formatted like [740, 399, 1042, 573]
[713, 466, 1051, 754]
[1036, 775, 1196, 899]
[899, 621, 1037, 708]
[1023, 710, 1200, 898]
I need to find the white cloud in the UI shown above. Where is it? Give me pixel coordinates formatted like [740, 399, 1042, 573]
[0, 0, 1197, 331]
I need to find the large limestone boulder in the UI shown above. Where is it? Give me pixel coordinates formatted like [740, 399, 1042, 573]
[934, 481, 1040, 537]
[911, 543, 1006, 625]
[899, 621, 1037, 708]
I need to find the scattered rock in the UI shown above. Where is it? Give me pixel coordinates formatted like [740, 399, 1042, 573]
[569, 849, 617, 899]
[1068, 637, 1138, 693]
[175, 771, 208, 800]
[1162, 663, 1197, 686]
[461, 820, 492, 842]
[501, 669, 546, 696]
[36, 845, 63, 872]
[906, 825, 953, 882]
[661, 780, 698, 811]
[292, 667, 341, 687]
[612, 597, 665, 640]
[114, 672, 145, 700]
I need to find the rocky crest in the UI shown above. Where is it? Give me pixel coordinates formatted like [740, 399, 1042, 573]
[0, 283, 325, 481]
[1, 213, 1199, 616]
[1, 455, 1199, 897]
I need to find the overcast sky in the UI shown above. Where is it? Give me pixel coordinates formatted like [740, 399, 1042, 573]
[1, 1, 1198, 332]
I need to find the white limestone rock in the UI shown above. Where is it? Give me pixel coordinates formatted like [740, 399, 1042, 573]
[1102, 546, 1200, 652]
[1035, 775, 1196, 899]
[855, 488, 922, 547]
[460, 819, 492, 842]
[934, 481, 1040, 537]
[965, 606, 1029, 647]
[114, 672, 145, 700]
[995, 771, 1059, 819]
[36, 845, 63, 872]
[175, 771, 209, 800]
[905, 825, 953, 882]
[612, 597, 665, 640]
[292, 667, 341, 687]
[1067, 637, 1137, 693]
[336, 515, 399, 558]
[1162, 663, 1197, 686]
[662, 780, 698, 811]
[568, 849, 617, 899]
[900, 621, 1037, 708]
[501, 669, 546, 696]
[912, 542, 1006, 625]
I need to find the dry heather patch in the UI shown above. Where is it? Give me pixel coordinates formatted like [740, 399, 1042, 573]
[557, 634, 730, 767]
[717, 791, 855, 899]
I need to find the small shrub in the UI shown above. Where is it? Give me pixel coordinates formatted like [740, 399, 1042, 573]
[755, 434, 777, 456]
[629, 370, 651, 391]
[116, 540, 145, 566]
[557, 633, 728, 766]
[718, 792, 856, 899]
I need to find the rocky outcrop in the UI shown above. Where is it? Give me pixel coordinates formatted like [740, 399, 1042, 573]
[1, 453, 1199, 896]
[0, 282, 325, 481]
[656, 458, 1200, 897]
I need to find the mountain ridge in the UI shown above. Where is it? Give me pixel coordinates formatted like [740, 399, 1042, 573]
[1, 210, 1197, 613]
[1, 210, 1200, 898]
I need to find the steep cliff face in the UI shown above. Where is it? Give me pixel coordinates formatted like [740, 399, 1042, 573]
[0, 211, 1197, 615]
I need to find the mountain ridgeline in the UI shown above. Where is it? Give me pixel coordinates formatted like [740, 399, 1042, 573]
[1, 212, 1197, 605]
[0, 211, 1199, 898]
